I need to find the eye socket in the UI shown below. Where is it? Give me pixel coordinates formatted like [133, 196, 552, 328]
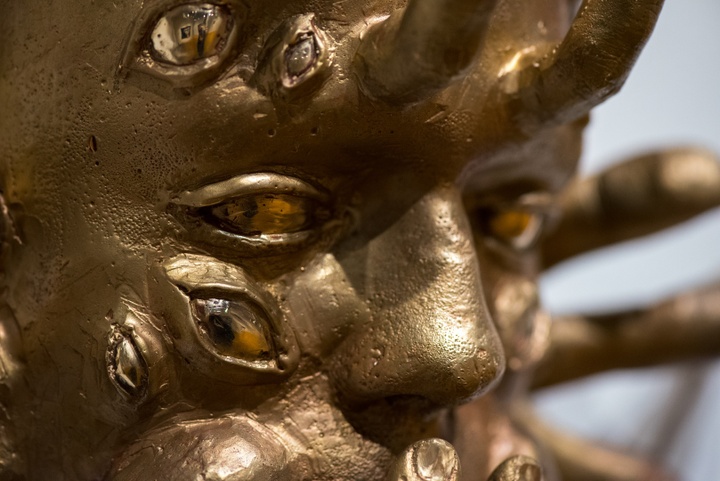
[150, 4, 234, 65]
[192, 297, 275, 361]
[477, 206, 544, 251]
[169, 173, 339, 255]
[201, 193, 331, 237]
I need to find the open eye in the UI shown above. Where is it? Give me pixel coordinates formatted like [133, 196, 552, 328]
[192, 297, 274, 361]
[201, 193, 331, 237]
[161, 254, 301, 382]
[118, 2, 246, 93]
[150, 4, 234, 66]
[169, 173, 338, 255]
[476, 206, 544, 250]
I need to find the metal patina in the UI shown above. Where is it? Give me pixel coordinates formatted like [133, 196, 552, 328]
[0, 0, 719, 480]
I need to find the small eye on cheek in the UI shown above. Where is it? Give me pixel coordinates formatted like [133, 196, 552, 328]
[107, 328, 149, 400]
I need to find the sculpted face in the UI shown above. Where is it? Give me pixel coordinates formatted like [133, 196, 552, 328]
[0, 0, 653, 479]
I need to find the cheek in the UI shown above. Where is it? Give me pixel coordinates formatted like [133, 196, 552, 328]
[283, 253, 371, 359]
[474, 246, 548, 371]
[492, 276, 551, 371]
[107, 415, 293, 481]
[5, 262, 159, 473]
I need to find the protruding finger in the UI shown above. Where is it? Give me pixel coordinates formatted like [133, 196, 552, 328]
[387, 438, 461, 481]
[542, 147, 720, 268]
[355, 0, 500, 104]
[532, 282, 720, 388]
[511, 0, 664, 131]
[487, 455, 542, 481]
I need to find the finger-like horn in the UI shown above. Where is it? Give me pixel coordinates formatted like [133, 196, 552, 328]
[355, 0, 500, 104]
[542, 147, 720, 268]
[511, 0, 665, 130]
[531, 281, 720, 389]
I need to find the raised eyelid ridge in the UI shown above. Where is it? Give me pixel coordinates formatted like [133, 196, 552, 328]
[173, 172, 328, 207]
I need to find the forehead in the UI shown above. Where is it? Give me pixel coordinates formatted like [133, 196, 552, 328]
[0, 0, 579, 205]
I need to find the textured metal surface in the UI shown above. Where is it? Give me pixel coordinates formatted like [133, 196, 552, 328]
[0, 0, 718, 479]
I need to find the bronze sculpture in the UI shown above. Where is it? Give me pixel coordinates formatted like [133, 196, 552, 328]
[0, 0, 719, 479]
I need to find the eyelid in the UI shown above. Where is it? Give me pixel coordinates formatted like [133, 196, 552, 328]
[164, 253, 260, 297]
[497, 191, 555, 212]
[465, 190, 555, 216]
[173, 172, 329, 207]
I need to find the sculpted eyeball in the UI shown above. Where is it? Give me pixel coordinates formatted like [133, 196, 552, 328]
[482, 208, 544, 250]
[204, 193, 330, 237]
[192, 297, 275, 361]
[150, 3, 233, 65]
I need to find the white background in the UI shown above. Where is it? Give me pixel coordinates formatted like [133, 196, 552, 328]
[536, 0, 720, 479]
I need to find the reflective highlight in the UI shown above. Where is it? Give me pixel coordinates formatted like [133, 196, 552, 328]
[192, 298, 274, 360]
[204, 193, 328, 237]
[150, 4, 233, 65]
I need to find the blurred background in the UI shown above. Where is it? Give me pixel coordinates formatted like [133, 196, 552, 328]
[536, 0, 720, 479]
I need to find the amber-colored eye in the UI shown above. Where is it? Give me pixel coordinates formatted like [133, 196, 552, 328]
[150, 4, 233, 65]
[192, 298, 274, 361]
[202, 193, 330, 237]
[479, 207, 543, 250]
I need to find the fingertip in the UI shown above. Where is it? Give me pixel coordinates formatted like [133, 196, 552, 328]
[488, 455, 542, 481]
[387, 438, 460, 481]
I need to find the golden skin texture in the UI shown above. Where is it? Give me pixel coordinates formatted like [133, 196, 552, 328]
[2, 0, 719, 480]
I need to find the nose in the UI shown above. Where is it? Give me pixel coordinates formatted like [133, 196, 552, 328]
[330, 185, 505, 407]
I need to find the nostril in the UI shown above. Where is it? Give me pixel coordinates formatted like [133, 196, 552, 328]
[469, 347, 506, 399]
[338, 395, 454, 453]
[384, 395, 444, 412]
[411, 347, 506, 407]
[331, 339, 506, 412]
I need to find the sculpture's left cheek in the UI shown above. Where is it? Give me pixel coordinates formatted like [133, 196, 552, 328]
[282, 253, 372, 359]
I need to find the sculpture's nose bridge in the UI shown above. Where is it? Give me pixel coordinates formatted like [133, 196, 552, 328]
[332, 186, 505, 406]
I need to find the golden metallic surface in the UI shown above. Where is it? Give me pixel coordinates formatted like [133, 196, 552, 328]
[0, 0, 718, 480]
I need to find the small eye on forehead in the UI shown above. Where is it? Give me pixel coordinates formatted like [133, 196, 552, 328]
[151, 4, 233, 65]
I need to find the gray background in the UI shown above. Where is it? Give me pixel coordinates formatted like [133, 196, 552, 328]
[536, 0, 720, 479]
